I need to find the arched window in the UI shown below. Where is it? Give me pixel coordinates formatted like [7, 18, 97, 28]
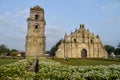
[35, 25, 38, 29]
[74, 39, 77, 42]
[91, 39, 94, 43]
[35, 15, 38, 20]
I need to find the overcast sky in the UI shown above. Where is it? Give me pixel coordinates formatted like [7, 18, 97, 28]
[0, 0, 120, 51]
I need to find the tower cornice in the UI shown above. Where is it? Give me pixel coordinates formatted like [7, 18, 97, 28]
[30, 5, 44, 11]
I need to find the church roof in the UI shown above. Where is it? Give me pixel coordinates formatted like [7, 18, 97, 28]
[30, 5, 44, 11]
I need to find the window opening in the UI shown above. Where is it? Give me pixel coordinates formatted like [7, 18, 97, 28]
[91, 39, 94, 43]
[35, 15, 38, 20]
[74, 39, 77, 42]
[35, 25, 38, 29]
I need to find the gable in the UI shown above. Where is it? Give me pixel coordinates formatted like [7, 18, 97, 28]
[64, 24, 100, 43]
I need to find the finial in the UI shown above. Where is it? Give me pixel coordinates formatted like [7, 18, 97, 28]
[87, 29, 89, 32]
[75, 28, 77, 31]
[96, 34, 99, 38]
[92, 33, 94, 36]
[80, 24, 85, 29]
[65, 32, 67, 36]
[64, 32, 67, 38]
[71, 31, 73, 34]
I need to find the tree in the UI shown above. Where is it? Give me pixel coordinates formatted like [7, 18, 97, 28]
[10, 49, 18, 57]
[11, 49, 18, 52]
[50, 39, 62, 56]
[117, 43, 120, 48]
[104, 44, 115, 55]
[115, 43, 120, 55]
[0, 44, 10, 56]
[0, 44, 19, 57]
[114, 48, 120, 55]
[11, 52, 18, 57]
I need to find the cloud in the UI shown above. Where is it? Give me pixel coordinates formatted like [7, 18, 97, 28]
[103, 16, 120, 25]
[101, 6, 106, 11]
[46, 26, 64, 37]
[0, 11, 27, 51]
[101, 2, 120, 13]
[74, 0, 89, 3]
[0, 15, 26, 33]
[100, 2, 120, 28]
[46, 25, 65, 50]
[16, 8, 29, 19]
[0, 16, 8, 25]
[0, 10, 66, 50]
[10, 21, 26, 33]
[4, 12, 11, 16]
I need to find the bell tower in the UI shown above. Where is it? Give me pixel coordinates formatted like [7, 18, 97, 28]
[26, 5, 46, 57]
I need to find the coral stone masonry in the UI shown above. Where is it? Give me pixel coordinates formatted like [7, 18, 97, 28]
[26, 5, 46, 57]
[25, 5, 108, 58]
[55, 24, 108, 58]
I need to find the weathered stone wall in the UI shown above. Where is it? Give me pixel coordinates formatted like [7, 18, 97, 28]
[26, 5, 46, 57]
[56, 24, 108, 58]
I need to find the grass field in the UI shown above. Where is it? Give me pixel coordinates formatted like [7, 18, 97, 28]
[0, 58, 21, 66]
[1, 58, 120, 79]
[1, 58, 120, 66]
[53, 58, 120, 66]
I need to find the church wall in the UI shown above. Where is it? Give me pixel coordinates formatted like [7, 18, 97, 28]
[55, 42, 64, 58]
[55, 24, 108, 58]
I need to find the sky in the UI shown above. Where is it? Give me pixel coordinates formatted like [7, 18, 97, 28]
[0, 0, 120, 51]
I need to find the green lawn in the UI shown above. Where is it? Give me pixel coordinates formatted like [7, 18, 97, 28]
[0, 58, 21, 66]
[53, 58, 120, 66]
[1, 58, 120, 66]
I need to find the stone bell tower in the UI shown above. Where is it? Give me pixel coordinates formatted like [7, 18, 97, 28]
[26, 5, 46, 57]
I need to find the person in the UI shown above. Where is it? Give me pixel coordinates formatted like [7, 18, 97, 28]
[64, 56, 68, 62]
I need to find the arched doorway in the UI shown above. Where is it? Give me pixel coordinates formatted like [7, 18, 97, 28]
[81, 49, 87, 58]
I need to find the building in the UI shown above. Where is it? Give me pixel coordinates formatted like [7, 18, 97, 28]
[17, 51, 25, 57]
[25, 5, 46, 57]
[55, 24, 108, 58]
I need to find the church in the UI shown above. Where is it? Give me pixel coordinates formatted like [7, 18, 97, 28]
[25, 5, 108, 58]
[55, 24, 108, 58]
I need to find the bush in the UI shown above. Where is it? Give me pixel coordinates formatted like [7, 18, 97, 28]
[0, 58, 120, 80]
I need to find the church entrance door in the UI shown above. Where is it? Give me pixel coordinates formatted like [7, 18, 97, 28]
[81, 49, 87, 58]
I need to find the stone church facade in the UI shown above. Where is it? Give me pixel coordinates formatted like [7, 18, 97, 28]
[25, 5, 108, 58]
[25, 5, 46, 57]
[55, 24, 108, 58]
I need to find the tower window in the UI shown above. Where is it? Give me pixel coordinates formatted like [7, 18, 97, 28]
[35, 15, 38, 20]
[35, 25, 38, 29]
[74, 39, 77, 42]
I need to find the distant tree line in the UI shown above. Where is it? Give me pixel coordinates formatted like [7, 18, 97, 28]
[47, 39, 62, 57]
[104, 43, 120, 55]
[0, 44, 18, 57]
[1, 42, 120, 58]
